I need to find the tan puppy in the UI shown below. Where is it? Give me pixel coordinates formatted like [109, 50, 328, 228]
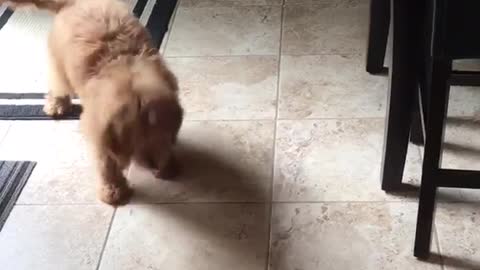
[2, 0, 183, 205]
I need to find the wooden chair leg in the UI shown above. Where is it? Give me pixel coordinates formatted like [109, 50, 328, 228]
[414, 59, 451, 259]
[366, 0, 390, 74]
[380, 0, 416, 191]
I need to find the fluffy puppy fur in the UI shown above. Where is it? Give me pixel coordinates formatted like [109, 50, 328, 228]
[2, 0, 183, 205]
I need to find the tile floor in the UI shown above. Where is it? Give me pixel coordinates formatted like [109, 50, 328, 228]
[2, 0, 480, 269]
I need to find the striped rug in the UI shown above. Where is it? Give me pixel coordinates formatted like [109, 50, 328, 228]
[0, 0, 178, 120]
[0, 161, 36, 231]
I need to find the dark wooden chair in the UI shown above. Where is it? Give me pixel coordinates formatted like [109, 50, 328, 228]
[414, 0, 480, 259]
[370, 0, 425, 193]
[366, 0, 390, 75]
[368, 0, 480, 259]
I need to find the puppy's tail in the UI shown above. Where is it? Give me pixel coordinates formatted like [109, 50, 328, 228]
[0, 0, 73, 13]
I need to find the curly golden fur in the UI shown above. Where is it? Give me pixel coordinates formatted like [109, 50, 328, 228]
[2, 0, 183, 205]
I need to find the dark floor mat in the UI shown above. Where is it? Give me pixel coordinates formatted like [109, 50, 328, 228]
[0, 161, 36, 231]
[146, 0, 178, 49]
[0, 104, 82, 120]
[0, 93, 46, 99]
[0, 8, 13, 30]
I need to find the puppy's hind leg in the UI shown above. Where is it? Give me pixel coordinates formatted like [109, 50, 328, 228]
[43, 51, 73, 117]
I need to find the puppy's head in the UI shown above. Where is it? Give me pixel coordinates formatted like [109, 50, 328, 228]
[81, 56, 183, 170]
[126, 56, 183, 171]
[132, 96, 183, 172]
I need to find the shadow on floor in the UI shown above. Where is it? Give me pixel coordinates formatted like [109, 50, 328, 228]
[444, 142, 480, 161]
[129, 141, 270, 268]
[384, 183, 466, 202]
[128, 133, 479, 268]
[447, 117, 480, 128]
[429, 253, 480, 269]
[132, 140, 270, 203]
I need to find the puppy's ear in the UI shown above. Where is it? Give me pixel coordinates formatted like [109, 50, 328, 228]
[101, 103, 138, 164]
[141, 97, 183, 133]
[147, 109, 157, 125]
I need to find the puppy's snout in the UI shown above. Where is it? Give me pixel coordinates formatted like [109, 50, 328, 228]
[145, 155, 157, 169]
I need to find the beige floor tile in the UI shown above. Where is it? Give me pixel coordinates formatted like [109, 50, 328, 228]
[0, 120, 98, 204]
[0, 121, 57, 161]
[168, 56, 278, 120]
[16, 162, 98, 204]
[0, 205, 113, 270]
[442, 119, 480, 171]
[439, 120, 480, 201]
[282, 1, 368, 55]
[165, 5, 281, 56]
[129, 120, 274, 202]
[100, 204, 269, 270]
[48, 121, 91, 165]
[0, 120, 89, 164]
[278, 55, 387, 119]
[436, 203, 480, 270]
[273, 119, 430, 202]
[181, 0, 282, 7]
[0, 121, 11, 143]
[449, 60, 480, 117]
[270, 203, 442, 270]
[448, 87, 480, 117]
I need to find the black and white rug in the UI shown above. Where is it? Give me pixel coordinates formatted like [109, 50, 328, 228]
[0, 161, 36, 231]
[0, 0, 178, 120]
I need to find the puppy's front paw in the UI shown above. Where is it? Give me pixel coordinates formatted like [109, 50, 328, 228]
[97, 183, 133, 206]
[43, 95, 71, 117]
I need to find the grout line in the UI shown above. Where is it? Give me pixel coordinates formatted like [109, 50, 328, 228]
[433, 223, 446, 270]
[180, 117, 386, 122]
[276, 116, 386, 121]
[183, 119, 277, 122]
[266, 3, 283, 268]
[165, 54, 278, 58]
[16, 201, 470, 206]
[174, 3, 285, 8]
[273, 5, 284, 122]
[95, 208, 117, 270]
[265, 201, 274, 270]
[0, 116, 390, 124]
[271, 201, 420, 204]
[14, 202, 101, 206]
[0, 121, 12, 145]
[164, 53, 366, 58]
